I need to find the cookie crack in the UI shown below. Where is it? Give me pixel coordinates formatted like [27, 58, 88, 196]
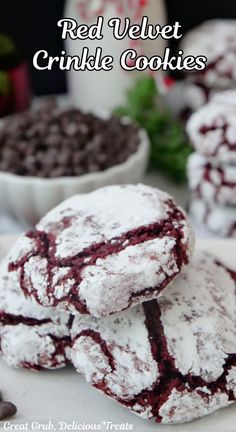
[0, 312, 51, 327]
[199, 121, 236, 156]
[72, 329, 116, 372]
[47, 333, 72, 367]
[8, 202, 189, 313]
[142, 300, 236, 422]
[197, 53, 234, 84]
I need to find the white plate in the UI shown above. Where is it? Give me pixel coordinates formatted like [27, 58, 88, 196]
[0, 237, 236, 431]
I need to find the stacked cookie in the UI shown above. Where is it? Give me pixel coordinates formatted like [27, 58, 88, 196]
[187, 90, 236, 237]
[180, 20, 236, 116]
[0, 259, 72, 370]
[1, 184, 236, 424]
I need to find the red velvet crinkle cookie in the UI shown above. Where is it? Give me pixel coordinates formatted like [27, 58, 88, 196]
[183, 82, 213, 114]
[181, 20, 236, 88]
[68, 251, 236, 424]
[0, 260, 72, 370]
[6, 184, 194, 318]
[212, 89, 236, 107]
[189, 196, 236, 237]
[188, 153, 236, 206]
[186, 101, 236, 164]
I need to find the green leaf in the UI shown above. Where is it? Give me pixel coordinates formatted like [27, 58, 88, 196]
[126, 75, 157, 111]
[115, 76, 192, 183]
[0, 71, 10, 96]
[0, 34, 15, 56]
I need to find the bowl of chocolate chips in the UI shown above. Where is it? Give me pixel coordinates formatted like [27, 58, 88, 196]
[0, 101, 149, 224]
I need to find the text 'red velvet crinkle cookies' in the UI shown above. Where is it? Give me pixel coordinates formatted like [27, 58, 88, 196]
[6, 184, 194, 317]
[0, 259, 72, 370]
[68, 251, 236, 424]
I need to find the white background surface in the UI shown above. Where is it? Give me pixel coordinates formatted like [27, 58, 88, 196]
[0, 236, 235, 431]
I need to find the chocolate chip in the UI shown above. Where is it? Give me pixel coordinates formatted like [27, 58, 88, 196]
[0, 100, 140, 178]
[0, 401, 17, 420]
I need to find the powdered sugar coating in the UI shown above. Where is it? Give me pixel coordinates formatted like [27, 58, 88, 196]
[0, 260, 71, 370]
[184, 83, 210, 111]
[159, 388, 231, 424]
[226, 367, 236, 398]
[181, 20, 236, 88]
[70, 307, 159, 400]
[190, 196, 236, 237]
[182, 83, 215, 118]
[37, 184, 190, 258]
[69, 251, 236, 423]
[186, 102, 236, 164]
[188, 153, 236, 205]
[212, 89, 236, 107]
[160, 253, 235, 380]
[79, 237, 179, 317]
[7, 184, 194, 317]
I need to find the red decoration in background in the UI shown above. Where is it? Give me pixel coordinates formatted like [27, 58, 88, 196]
[163, 76, 176, 89]
[0, 33, 31, 117]
[8, 62, 31, 113]
[0, 62, 31, 117]
[155, 73, 176, 95]
[77, 0, 148, 21]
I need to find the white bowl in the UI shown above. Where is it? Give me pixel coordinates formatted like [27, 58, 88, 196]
[0, 129, 150, 225]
